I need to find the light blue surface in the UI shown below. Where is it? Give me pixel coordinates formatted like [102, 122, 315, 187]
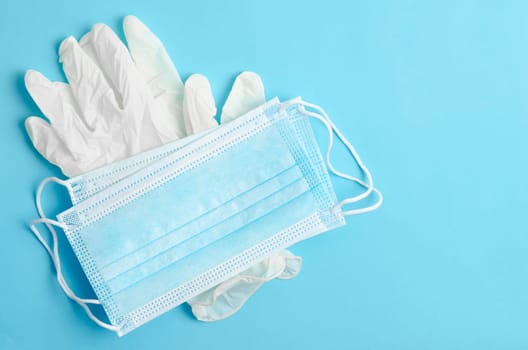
[1, 0, 527, 348]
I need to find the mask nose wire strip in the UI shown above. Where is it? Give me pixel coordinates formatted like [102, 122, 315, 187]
[30, 177, 120, 332]
[284, 101, 383, 216]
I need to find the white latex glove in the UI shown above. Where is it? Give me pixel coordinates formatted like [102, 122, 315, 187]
[25, 15, 301, 322]
[25, 24, 184, 177]
[189, 251, 302, 322]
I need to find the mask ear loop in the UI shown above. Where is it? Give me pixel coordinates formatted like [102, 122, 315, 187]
[283, 101, 383, 216]
[30, 177, 120, 332]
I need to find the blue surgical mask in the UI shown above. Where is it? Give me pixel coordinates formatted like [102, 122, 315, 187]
[30, 98, 382, 336]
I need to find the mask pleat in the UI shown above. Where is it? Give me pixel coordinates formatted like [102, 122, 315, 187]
[99, 166, 303, 282]
[112, 188, 320, 315]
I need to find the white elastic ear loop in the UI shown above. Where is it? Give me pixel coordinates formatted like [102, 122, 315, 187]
[35, 177, 71, 219]
[288, 102, 383, 216]
[30, 177, 120, 332]
[35, 178, 95, 304]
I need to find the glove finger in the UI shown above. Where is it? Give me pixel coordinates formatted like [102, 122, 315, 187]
[123, 15, 184, 95]
[276, 250, 302, 279]
[189, 280, 264, 322]
[25, 116, 78, 176]
[123, 15, 186, 140]
[188, 252, 297, 322]
[59, 36, 119, 129]
[79, 23, 145, 108]
[25, 116, 58, 160]
[220, 71, 265, 124]
[25, 70, 78, 127]
[25, 116, 96, 177]
[183, 74, 218, 135]
[25, 69, 109, 163]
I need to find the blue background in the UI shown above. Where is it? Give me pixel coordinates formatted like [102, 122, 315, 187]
[1, 0, 527, 349]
